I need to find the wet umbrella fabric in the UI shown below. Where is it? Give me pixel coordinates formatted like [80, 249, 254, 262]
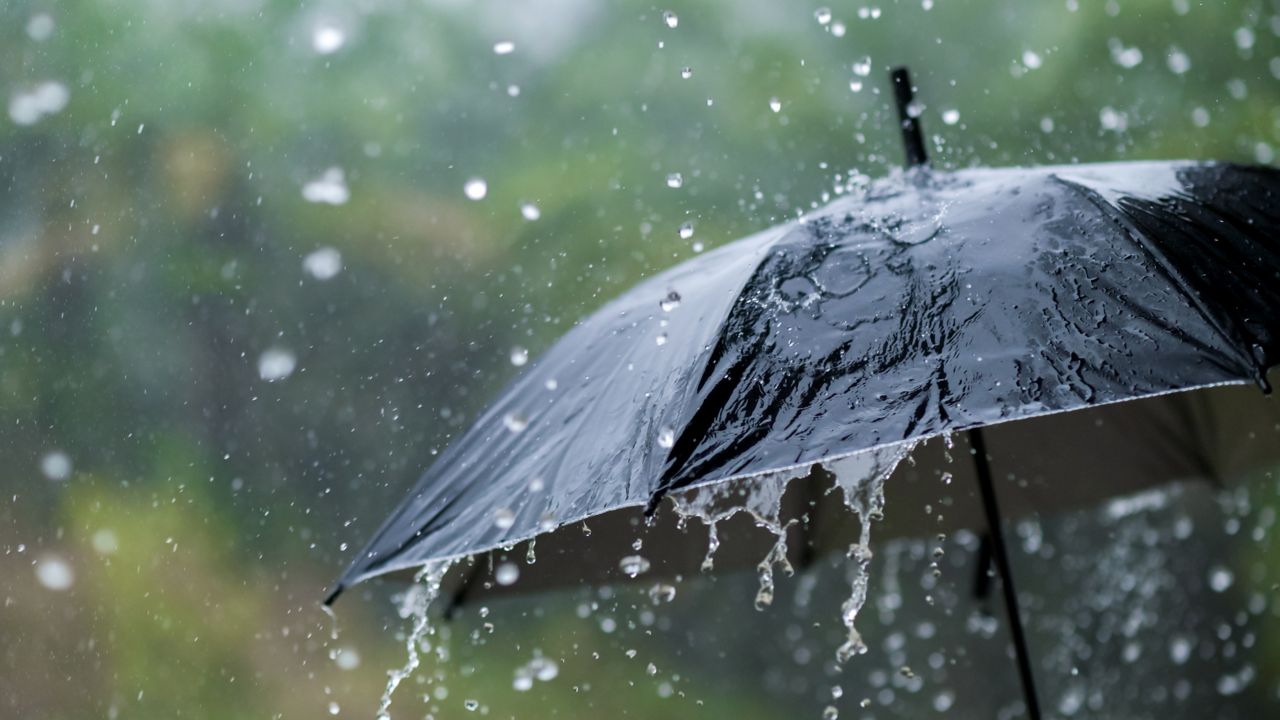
[327, 158, 1280, 603]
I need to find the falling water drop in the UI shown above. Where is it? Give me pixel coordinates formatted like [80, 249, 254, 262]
[464, 178, 488, 200]
[678, 222, 694, 239]
[662, 11, 678, 28]
[666, 172, 684, 188]
[768, 97, 782, 113]
[510, 346, 529, 367]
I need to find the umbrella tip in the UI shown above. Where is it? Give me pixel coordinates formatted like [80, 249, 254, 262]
[890, 67, 928, 169]
[322, 581, 345, 606]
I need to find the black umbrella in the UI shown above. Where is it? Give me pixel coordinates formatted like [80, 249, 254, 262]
[328, 69, 1280, 719]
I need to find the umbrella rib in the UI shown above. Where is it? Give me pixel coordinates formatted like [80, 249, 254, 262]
[969, 427, 1043, 720]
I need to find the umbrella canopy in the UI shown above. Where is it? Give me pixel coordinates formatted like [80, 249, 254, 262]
[327, 157, 1280, 604]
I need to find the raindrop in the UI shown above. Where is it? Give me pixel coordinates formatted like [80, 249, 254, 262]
[1170, 636, 1192, 665]
[678, 222, 694, 239]
[941, 109, 960, 125]
[493, 41, 515, 55]
[40, 451, 72, 481]
[333, 646, 361, 670]
[768, 97, 782, 113]
[258, 348, 297, 382]
[1233, 27, 1255, 51]
[831, 22, 846, 37]
[1108, 39, 1143, 69]
[657, 427, 676, 449]
[328, 701, 341, 715]
[659, 290, 682, 312]
[680, 66, 693, 79]
[648, 583, 677, 604]
[312, 24, 346, 54]
[1191, 107, 1210, 127]
[9, 81, 70, 126]
[301, 167, 350, 205]
[822, 707, 838, 720]
[662, 11, 678, 29]
[1209, 565, 1234, 592]
[510, 346, 529, 367]
[464, 699, 479, 712]
[91, 529, 119, 555]
[495, 562, 520, 586]
[848, 80, 863, 93]
[26, 13, 55, 41]
[464, 178, 488, 200]
[852, 57, 872, 77]
[513, 671, 534, 692]
[35, 555, 74, 591]
[665, 172, 684, 189]
[303, 247, 343, 280]
[815, 7, 833, 25]
[655, 332, 668, 346]
[502, 412, 528, 433]
[520, 202, 541, 221]
[619, 555, 651, 578]
[544, 378, 558, 391]
[1166, 47, 1191, 75]
[1022, 50, 1043, 69]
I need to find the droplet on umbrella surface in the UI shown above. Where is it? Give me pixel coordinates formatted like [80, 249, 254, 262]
[529, 477, 545, 492]
[464, 177, 488, 200]
[678, 222, 694, 239]
[659, 291, 681, 312]
[303, 247, 343, 280]
[493, 40, 515, 55]
[510, 346, 529, 366]
[665, 172, 683, 188]
[1209, 565, 1234, 592]
[520, 202, 541, 220]
[544, 378, 558, 391]
[680, 66, 693, 79]
[312, 24, 346, 54]
[655, 332, 668, 346]
[502, 412, 528, 433]
[301, 167, 350, 205]
[768, 97, 782, 113]
[495, 562, 520, 586]
[40, 451, 72, 481]
[8, 81, 70, 126]
[662, 10, 678, 28]
[91, 529, 119, 555]
[941, 109, 960, 125]
[657, 427, 676, 449]
[815, 7, 832, 24]
[493, 508, 516, 529]
[258, 348, 297, 382]
[619, 555, 651, 578]
[26, 13, 55, 41]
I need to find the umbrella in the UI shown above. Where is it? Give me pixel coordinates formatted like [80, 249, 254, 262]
[328, 69, 1280, 719]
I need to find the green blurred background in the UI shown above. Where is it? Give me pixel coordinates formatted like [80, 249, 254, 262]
[1, 0, 1277, 718]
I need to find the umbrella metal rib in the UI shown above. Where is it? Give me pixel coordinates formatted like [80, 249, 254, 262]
[970, 427, 1043, 720]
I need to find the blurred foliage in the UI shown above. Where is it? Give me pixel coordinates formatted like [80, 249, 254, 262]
[0, 0, 1277, 718]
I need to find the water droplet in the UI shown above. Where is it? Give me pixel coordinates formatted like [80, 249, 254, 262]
[848, 80, 863, 93]
[495, 562, 520, 586]
[529, 477, 545, 492]
[40, 451, 72, 481]
[768, 97, 782, 113]
[35, 555, 74, 591]
[510, 346, 529, 367]
[619, 555, 651, 578]
[493, 41, 515, 55]
[822, 707, 838, 720]
[648, 583, 677, 604]
[659, 290, 681, 312]
[312, 24, 346, 55]
[520, 202, 541, 220]
[680, 66, 693, 79]
[8, 81, 70, 126]
[301, 167, 350, 205]
[657, 427, 676, 449]
[1022, 50, 1043, 69]
[655, 332, 668, 346]
[815, 7, 833, 25]
[464, 178, 488, 200]
[831, 21, 846, 37]
[328, 701, 341, 715]
[941, 109, 960, 125]
[91, 529, 118, 555]
[665, 172, 684, 188]
[26, 13, 55, 42]
[303, 247, 343, 280]
[1169, 635, 1192, 665]
[678, 221, 694, 240]
[544, 378, 558, 391]
[502, 412, 528, 433]
[464, 699, 479, 712]
[258, 348, 297, 382]
[1166, 47, 1191, 75]
[852, 56, 872, 76]
[662, 11, 679, 29]
[1209, 565, 1234, 592]
[494, 508, 516, 530]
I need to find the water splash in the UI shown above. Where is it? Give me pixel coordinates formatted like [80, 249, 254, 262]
[670, 468, 797, 581]
[376, 560, 453, 720]
[826, 442, 918, 665]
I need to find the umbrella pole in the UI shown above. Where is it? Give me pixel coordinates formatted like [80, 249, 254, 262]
[968, 428, 1043, 720]
[890, 67, 928, 168]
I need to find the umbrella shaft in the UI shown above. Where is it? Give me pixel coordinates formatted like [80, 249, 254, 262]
[969, 428, 1043, 720]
